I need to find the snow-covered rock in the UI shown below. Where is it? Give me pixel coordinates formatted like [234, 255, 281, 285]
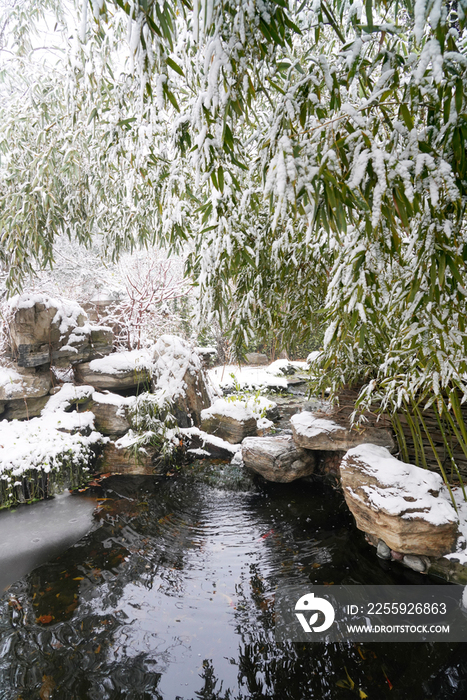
[0, 365, 52, 420]
[8, 294, 113, 368]
[340, 444, 459, 557]
[180, 427, 241, 461]
[87, 391, 131, 437]
[0, 365, 51, 402]
[200, 396, 278, 444]
[74, 348, 152, 390]
[242, 435, 316, 482]
[291, 411, 395, 452]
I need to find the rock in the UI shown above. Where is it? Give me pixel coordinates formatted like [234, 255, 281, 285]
[376, 540, 391, 560]
[9, 294, 87, 367]
[318, 450, 345, 476]
[245, 352, 268, 365]
[402, 554, 427, 573]
[181, 427, 241, 461]
[0, 401, 4, 416]
[90, 326, 114, 355]
[51, 325, 114, 368]
[0, 365, 52, 420]
[340, 444, 459, 557]
[291, 411, 395, 452]
[2, 395, 50, 420]
[0, 365, 52, 402]
[96, 440, 160, 475]
[152, 335, 213, 427]
[8, 294, 114, 369]
[200, 396, 278, 444]
[195, 346, 218, 367]
[201, 413, 257, 444]
[391, 550, 404, 561]
[242, 435, 316, 482]
[86, 392, 131, 437]
[73, 349, 152, 391]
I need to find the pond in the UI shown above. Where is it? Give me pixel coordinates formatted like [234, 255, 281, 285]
[0, 463, 466, 699]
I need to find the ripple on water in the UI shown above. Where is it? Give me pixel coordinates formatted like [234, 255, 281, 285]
[0, 469, 461, 700]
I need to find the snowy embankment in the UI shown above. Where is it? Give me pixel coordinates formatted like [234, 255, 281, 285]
[207, 359, 309, 393]
[0, 385, 105, 507]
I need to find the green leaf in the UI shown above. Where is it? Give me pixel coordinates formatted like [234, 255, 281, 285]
[400, 103, 414, 130]
[166, 57, 184, 76]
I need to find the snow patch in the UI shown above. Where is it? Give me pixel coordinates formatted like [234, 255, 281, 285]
[291, 411, 342, 438]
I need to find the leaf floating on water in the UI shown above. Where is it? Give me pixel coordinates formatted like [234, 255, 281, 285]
[359, 690, 368, 699]
[73, 577, 84, 581]
[36, 614, 54, 624]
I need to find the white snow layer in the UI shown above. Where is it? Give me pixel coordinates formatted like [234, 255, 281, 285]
[88, 348, 152, 374]
[290, 411, 342, 438]
[342, 444, 458, 526]
[0, 366, 23, 397]
[207, 365, 288, 392]
[201, 396, 276, 422]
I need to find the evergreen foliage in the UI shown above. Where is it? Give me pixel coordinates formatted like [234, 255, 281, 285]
[2, 0, 467, 442]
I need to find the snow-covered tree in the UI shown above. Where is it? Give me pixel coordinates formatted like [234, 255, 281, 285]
[3, 0, 467, 479]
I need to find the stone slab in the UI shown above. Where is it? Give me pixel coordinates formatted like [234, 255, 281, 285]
[242, 435, 316, 482]
[291, 411, 395, 452]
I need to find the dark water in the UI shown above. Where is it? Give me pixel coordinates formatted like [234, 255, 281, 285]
[0, 464, 466, 699]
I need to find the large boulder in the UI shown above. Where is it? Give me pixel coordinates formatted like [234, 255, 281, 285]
[8, 294, 113, 368]
[291, 411, 395, 452]
[86, 392, 131, 437]
[73, 349, 152, 391]
[152, 335, 213, 427]
[242, 435, 316, 482]
[51, 325, 113, 367]
[340, 444, 459, 557]
[96, 439, 162, 475]
[180, 427, 241, 461]
[0, 365, 51, 402]
[0, 365, 52, 419]
[245, 352, 269, 366]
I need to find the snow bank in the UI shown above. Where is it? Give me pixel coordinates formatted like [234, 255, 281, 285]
[42, 384, 94, 414]
[267, 359, 309, 374]
[0, 412, 101, 481]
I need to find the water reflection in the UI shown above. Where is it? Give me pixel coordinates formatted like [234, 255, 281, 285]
[0, 469, 464, 699]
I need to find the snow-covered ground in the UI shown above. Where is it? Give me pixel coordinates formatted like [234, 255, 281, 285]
[207, 359, 309, 394]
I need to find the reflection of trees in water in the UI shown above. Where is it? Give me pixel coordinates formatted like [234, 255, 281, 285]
[0, 474, 464, 699]
[0, 476, 211, 698]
